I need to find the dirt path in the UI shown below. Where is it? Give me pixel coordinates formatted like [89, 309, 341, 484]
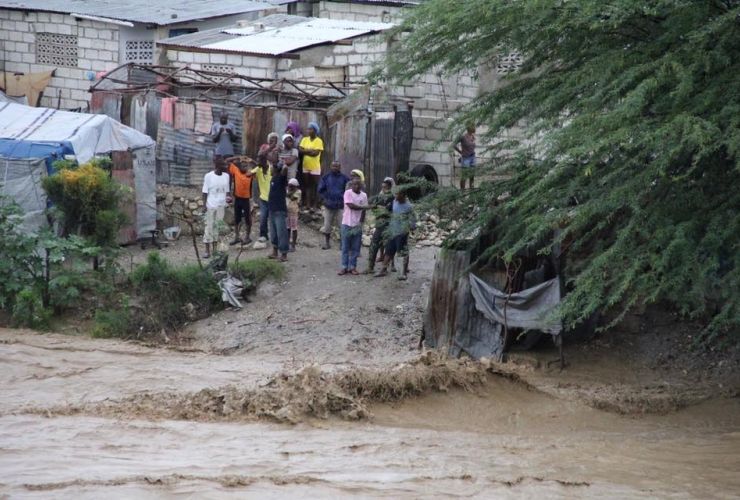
[2, 226, 739, 498]
[121, 226, 433, 365]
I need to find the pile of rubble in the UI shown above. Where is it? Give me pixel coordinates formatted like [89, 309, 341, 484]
[155, 185, 458, 248]
[360, 212, 458, 248]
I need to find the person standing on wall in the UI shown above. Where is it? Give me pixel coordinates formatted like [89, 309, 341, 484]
[202, 158, 231, 259]
[453, 124, 476, 190]
[299, 122, 324, 212]
[211, 112, 237, 162]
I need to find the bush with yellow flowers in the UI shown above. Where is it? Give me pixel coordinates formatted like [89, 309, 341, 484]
[43, 157, 127, 247]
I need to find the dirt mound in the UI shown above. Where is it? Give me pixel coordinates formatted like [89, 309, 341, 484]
[39, 352, 489, 424]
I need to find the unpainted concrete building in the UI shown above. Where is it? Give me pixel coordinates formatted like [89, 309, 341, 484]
[159, 13, 478, 186]
[0, 0, 289, 109]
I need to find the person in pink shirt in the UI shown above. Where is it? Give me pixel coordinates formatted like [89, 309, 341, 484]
[338, 179, 369, 275]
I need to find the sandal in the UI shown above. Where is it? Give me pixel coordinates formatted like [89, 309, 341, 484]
[337, 269, 348, 275]
[374, 269, 387, 277]
[349, 269, 360, 276]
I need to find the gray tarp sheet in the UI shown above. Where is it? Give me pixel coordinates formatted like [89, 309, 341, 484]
[0, 157, 47, 232]
[133, 146, 157, 234]
[469, 273, 562, 335]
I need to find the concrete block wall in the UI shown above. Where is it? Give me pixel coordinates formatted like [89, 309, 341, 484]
[164, 49, 278, 80]
[0, 9, 121, 109]
[316, 1, 406, 23]
[162, 30, 482, 187]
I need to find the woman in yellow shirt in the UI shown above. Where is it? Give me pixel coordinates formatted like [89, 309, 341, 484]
[298, 121, 323, 212]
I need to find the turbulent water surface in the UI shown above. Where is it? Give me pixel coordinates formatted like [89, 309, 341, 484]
[2, 373, 739, 499]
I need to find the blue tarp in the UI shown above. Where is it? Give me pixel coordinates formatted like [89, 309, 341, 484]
[0, 139, 74, 174]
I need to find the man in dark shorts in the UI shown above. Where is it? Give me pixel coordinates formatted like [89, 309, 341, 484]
[228, 157, 254, 245]
[374, 188, 415, 281]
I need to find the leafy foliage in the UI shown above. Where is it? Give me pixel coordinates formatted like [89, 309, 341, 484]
[128, 252, 222, 333]
[92, 302, 131, 338]
[0, 202, 38, 310]
[229, 257, 285, 292]
[0, 198, 103, 309]
[380, 0, 739, 339]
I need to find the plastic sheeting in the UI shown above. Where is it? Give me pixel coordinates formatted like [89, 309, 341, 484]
[0, 157, 48, 233]
[133, 146, 157, 235]
[469, 274, 562, 335]
[0, 101, 155, 164]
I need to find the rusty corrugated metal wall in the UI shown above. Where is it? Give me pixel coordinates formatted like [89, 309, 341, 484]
[369, 106, 396, 196]
[243, 107, 330, 169]
[157, 99, 245, 186]
[423, 249, 506, 360]
[328, 110, 368, 178]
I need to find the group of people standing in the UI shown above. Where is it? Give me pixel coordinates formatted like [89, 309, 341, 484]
[201, 112, 415, 278]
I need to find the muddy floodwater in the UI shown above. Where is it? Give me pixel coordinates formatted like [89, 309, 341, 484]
[2, 231, 739, 498]
[2, 375, 739, 498]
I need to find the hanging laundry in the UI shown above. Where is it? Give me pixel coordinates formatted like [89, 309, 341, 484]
[130, 95, 148, 134]
[194, 101, 213, 134]
[159, 97, 177, 125]
[174, 101, 195, 130]
[1, 70, 54, 107]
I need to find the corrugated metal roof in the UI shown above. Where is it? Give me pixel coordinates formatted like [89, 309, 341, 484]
[0, 0, 294, 25]
[159, 14, 394, 56]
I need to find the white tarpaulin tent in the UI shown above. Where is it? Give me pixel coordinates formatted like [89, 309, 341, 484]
[0, 101, 154, 163]
[0, 101, 156, 237]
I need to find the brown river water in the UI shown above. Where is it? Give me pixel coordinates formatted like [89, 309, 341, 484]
[2, 376, 739, 499]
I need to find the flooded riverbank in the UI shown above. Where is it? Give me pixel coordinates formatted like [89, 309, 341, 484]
[2, 378, 738, 498]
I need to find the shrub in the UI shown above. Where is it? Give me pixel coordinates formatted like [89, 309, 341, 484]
[229, 257, 285, 291]
[92, 307, 131, 338]
[0, 201, 38, 310]
[11, 288, 52, 330]
[130, 252, 222, 332]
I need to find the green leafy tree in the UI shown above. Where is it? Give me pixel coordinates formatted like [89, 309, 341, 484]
[379, 0, 739, 339]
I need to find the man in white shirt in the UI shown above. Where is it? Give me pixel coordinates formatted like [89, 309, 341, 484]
[202, 159, 231, 258]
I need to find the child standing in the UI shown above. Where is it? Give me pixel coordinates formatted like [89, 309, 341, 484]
[286, 178, 301, 252]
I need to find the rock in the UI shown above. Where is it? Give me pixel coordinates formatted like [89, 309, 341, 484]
[164, 192, 174, 206]
[421, 240, 433, 246]
[434, 238, 444, 246]
[428, 214, 439, 224]
[180, 197, 187, 203]
[197, 199, 204, 207]
[252, 240, 268, 250]
[188, 202, 199, 210]
[362, 235, 372, 247]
